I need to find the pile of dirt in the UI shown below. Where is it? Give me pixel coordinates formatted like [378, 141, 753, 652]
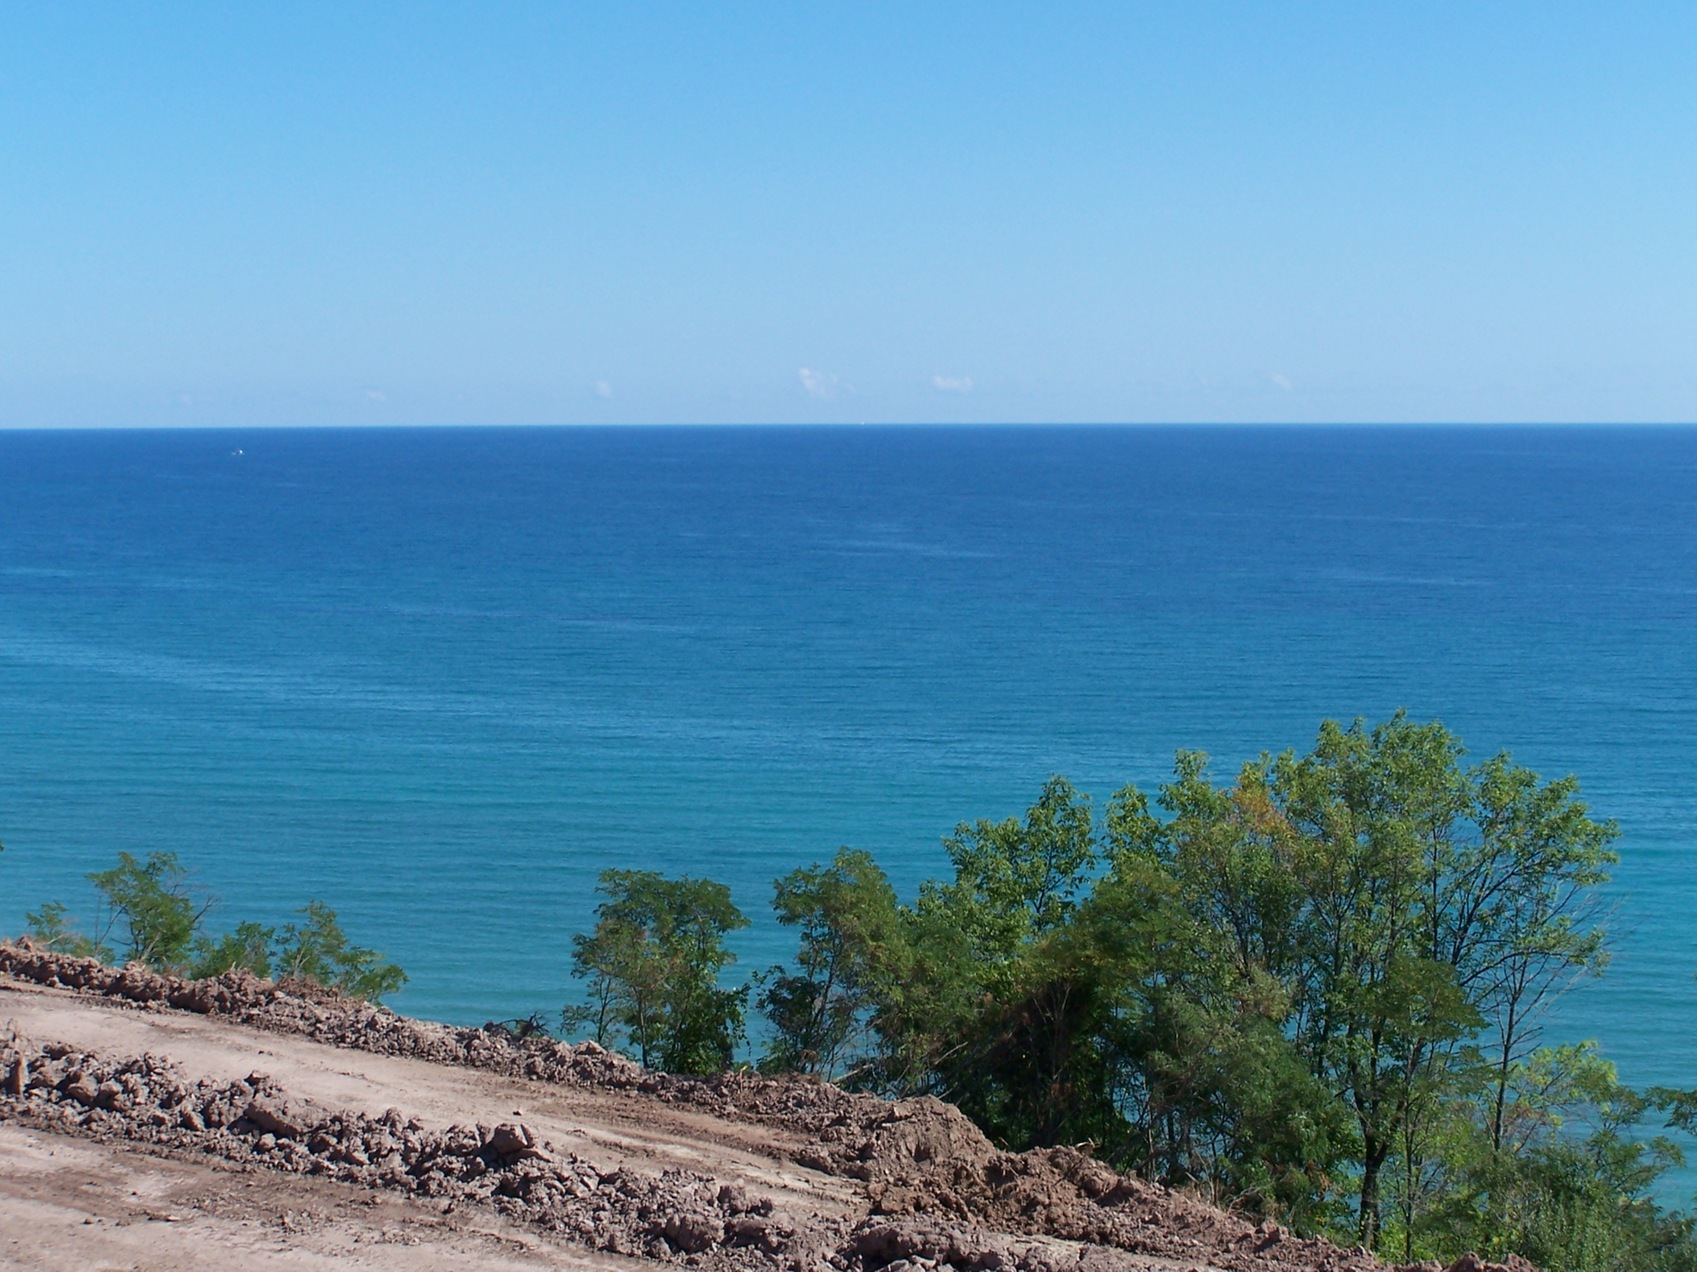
[798, 1098, 1394, 1272]
[0, 943, 1528, 1272]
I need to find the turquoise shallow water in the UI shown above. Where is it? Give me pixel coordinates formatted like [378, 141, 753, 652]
[1, 424, 1694, 1190]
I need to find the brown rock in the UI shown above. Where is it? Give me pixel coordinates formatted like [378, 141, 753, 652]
[662, 1210, 723, 1253]
[485, 1123, 533, 1156]
[726, 1213, 786, 1252]
[244, 1096, 327, 1141]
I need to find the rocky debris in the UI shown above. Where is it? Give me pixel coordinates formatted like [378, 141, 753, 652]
[0, 943, 891, 1131]
[0, 944, 1524, 1272]
[0, 1032, 826, 1270]
[848, 1216, 1139, 1272]
[0, 1029, 1276, 1272]
[244, 1092, 335, 1141]
[0, 940, 650, 1085]
[1398, 1259, 1535, 1272]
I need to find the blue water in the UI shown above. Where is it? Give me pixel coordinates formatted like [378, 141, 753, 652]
[2, 425, 1694, 1187]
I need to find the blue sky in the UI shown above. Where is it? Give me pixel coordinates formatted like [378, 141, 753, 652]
[2, 3, 1694, 425]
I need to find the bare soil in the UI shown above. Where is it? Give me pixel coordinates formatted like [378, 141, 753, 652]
[0, 1120, 643, 1271]
[0, 945, 1523, 1272]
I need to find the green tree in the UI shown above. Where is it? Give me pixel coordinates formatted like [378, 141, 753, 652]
[1097, 785, 1352, 1222]
[759, 848, 904, 1077]
[563, 870, 750, 1074]
[24, 899, 108, 959]
[1463, 756, 1617, 1154]
[86, 851, 209, 971]
[274, 902, 407, 1003]
[843, 716, 1622, 1251]
[555, 714, 1654, 1265]
[968, 853, 1210, 1157]
[189, 920, 277, 979]
[1420, 1045, 1697, 1271]
[866, 778, 1100, 1116]
[1265, 716, 1486, 1246]
[931, 775, 1097, 970]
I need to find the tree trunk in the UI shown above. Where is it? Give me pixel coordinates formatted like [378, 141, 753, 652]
[1358, 1139, 1385, 1250]
[1490, 1002, 1519, 1153]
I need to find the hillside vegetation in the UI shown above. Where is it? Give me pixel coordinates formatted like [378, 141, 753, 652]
[565, 714, 1697, 1270]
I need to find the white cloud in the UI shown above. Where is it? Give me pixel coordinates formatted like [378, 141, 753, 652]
[365, 388, 388, 402]
[932, 374, 973, 393]
[798, 367, 839, 399]
[593, 379, 613, 399]
[1271, 373, 1293, 391]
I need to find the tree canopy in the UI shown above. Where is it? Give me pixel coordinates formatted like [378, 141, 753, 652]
[557, 714, 1693, 1270]
[563, 869, 750, 1074]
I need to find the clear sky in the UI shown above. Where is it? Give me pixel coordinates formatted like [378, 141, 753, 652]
[3, 3, 1694, 426]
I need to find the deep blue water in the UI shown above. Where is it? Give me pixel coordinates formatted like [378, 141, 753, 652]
[2, 425, 1694, 1185]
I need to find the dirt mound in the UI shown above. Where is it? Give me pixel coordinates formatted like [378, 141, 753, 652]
[802, 1099, 1382, 1272]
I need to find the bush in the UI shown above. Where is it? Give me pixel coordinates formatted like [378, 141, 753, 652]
[86, 851, 206, 971]
[20, 857, 405, 1003]
[273, 901, 407, 1003]
[23, 899, 108, 960]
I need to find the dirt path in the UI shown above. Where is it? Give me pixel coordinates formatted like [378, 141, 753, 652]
[0, 1121, 644, 1271]
[0, 977, 859, 1222]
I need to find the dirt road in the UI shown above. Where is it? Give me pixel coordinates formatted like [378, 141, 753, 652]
[0, 976, 858, 1220]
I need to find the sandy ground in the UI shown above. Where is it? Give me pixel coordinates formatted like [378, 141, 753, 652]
[0, 1119, 651, 1270]
[0, 977, 882, 1270]
[0, 976, 858, 1221]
